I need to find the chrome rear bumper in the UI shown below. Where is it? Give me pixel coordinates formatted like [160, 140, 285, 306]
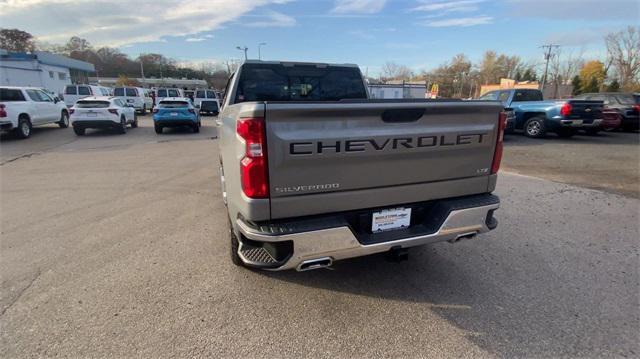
[235, 199, 500, 271]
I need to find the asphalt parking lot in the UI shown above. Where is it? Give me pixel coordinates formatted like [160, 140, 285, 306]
[1, 117, 639, 357]
[502, 131, 640, 198]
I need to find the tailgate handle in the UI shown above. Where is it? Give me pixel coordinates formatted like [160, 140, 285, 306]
[381, 108, 424, 123]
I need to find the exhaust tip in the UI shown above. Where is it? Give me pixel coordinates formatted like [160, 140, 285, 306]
[297, 257, 333, 271]
[449, 231, 478, 243]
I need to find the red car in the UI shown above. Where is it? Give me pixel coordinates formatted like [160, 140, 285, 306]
[601, 108, 622, 131]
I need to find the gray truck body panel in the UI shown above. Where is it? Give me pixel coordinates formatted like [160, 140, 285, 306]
[265, 101, 501, 219]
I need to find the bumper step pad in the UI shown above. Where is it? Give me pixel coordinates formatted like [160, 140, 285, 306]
[239, 244, 278, 265]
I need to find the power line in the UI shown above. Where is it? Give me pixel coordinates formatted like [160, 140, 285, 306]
[540, 44, 560, 94]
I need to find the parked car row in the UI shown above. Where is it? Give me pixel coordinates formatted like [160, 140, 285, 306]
[478, 89, 639, 138]
[1, 86, 214, 139]
[61, 84, 221, 115]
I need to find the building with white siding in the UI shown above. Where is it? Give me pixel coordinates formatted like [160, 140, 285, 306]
[0, 49, 95, 95]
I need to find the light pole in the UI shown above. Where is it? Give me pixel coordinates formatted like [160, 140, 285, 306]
[258, 42, 266, 60]
[236, 46, 248, 61]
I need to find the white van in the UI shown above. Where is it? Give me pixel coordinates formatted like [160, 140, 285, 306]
[155, 88, 184, 103]
[113, 87, 153, 114]
[63, 85, 112, 107]
[194, 89, 219, 108]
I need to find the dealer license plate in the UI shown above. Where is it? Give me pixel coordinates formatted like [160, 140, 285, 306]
[170, 112, 178, 116]
[372, 207, 411, 232]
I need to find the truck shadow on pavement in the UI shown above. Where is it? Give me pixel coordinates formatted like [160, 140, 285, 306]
[260, 241, 635, 357]
[0, 126, 64, 142]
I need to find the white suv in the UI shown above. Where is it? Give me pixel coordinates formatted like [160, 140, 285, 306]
[0, 86, 69, 139]
[70, 96, 137, 136]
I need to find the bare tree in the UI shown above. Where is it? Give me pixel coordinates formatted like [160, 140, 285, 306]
[381, 62, 413, 81]
[223, 59, 241, 76]
[605, 26, 640, 90]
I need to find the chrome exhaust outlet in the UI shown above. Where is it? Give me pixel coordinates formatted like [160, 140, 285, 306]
[297, 257, 333, 271]
[448, 231, 478, 243]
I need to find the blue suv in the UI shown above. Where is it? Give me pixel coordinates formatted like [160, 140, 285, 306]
[153, 97, 201, 134]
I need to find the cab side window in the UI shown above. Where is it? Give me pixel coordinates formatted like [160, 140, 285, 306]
[26, 89, 48, 102]
[479, 91, 498, 101]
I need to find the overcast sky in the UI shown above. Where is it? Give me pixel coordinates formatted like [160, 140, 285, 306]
[1, 0, 637, 75]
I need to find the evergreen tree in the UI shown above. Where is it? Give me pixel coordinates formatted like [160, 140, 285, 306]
[606, 79, 620, 92]
[571, 75, 582, 95]
[582, 77, 599, 93]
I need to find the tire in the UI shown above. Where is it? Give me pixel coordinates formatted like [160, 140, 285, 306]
[193, 123, 200, 133]
[73, 126, 85, 136]
[58, 111, 69, 128]
[154, 123, 163, 134]
[141, 105, 147, 115]
[524, 116, 547, 138]
[15, 116, 32, 139]
[118, 116, 127, 134]
[131, 113, 138, 128]
[584, 128, 600, 136]
[556, 128, 576, 138]
[228, 216, 244, 267]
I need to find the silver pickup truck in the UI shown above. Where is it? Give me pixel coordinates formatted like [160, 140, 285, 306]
[218, 60, 505, 271]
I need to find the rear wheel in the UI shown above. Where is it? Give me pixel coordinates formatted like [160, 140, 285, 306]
[154, 123, 163, 134]
[58, 111, 69, 128]
[228, 216, 244, 267]
[193, 123, 200, 133]
[524, 116, 547, 138]
[73, 126, 85, 136]
[141, 105, 147, 115]
[118, 116, 127, 134]
[131, 113, 138, 128]
[15, 116, 32, 139]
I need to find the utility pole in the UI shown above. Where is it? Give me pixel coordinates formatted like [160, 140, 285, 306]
[140, 60, 145, 79]
[258, 43, 266, 60]
[540, 44, 559, 94]
[236, 46, 248, 61]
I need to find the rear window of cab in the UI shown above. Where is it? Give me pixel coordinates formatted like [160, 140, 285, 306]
[158, 101, 189, 108]
[75, 101, 110, 108]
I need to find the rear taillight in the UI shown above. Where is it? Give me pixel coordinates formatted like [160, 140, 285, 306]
[0, 104, 6, 118]
[560, 102, 572, 116]
[491, 111, 507, 174]
[188, 108, 195, 114]
[69, 108, 75, 114]
[108, 109, 118, 115]
[634, 105, 640, 114]
[237, 118, 269, 198]
[152, 108, 158, 113]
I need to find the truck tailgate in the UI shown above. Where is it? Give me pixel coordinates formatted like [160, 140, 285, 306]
[566, 100, 603, 120]
[264, 100, 503, 219]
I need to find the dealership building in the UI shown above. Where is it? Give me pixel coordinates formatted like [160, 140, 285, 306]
[0, 49, 95, 95]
